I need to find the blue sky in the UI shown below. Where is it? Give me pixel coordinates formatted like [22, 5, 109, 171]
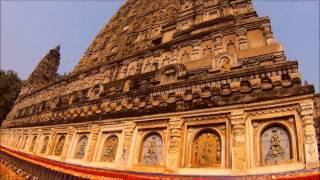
[1, 0, 319, 92]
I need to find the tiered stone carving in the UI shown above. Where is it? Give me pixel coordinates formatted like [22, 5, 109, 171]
[85, 125, 100, 161]
[61, 127, 75, 160]
[300, 100, 319, 168]
[120, 121, 135, 164]
[231, 110, 246, 173]
[166, 117, 183, 171]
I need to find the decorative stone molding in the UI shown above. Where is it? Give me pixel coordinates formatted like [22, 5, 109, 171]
[300, 100, 319, 168]
[236, 27, 248, 50]
[212, 33, 223, 55]
[261, 23, 275, 45]
[120, 121, 135, 165]
[85, 125, 100, 162]
[61, 127, 75, 161]
[230, 110, 247, 173]
[166, 116, 183, 171]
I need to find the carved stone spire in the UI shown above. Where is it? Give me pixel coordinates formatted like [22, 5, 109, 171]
[22, 45, 61, 94]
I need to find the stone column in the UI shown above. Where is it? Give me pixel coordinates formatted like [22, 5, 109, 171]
[120, 121, 135, 168]
[46, 128, 57, 155]
[166, 116, 183, 172]
[231, 110, 247, 174]
[85, 125, 100, 162]
[61, 126, 75, 161]
[300, 100, 319, 169]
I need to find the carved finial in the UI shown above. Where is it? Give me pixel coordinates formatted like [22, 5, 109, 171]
[54, 44, 60, 52]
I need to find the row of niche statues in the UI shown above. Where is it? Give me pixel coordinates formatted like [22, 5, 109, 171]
[115, 40, 237, 80]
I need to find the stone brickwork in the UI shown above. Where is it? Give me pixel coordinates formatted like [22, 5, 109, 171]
[1, 0, 319, 177]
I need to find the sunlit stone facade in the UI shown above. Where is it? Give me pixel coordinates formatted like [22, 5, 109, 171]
[1, 0, 319, 178]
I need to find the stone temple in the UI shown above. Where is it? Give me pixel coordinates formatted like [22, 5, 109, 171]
[0, 0, 319, 179]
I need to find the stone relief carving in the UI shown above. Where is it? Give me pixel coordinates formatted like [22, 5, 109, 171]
[261, 126, 291, 165]
[29, 136, 37, 152]
[191, 41, 202, 61]
[40, 136, 49, 154]
[181, 50, 190, 62]
[193, 130, 221, 167]
[54, 136, 66, 156]
[140, 133, 163, 165]
[74, 135, 88, 159]
[102, 136, 119, 162]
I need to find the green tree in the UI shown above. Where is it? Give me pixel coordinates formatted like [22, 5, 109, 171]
[0, 70, 22, 122]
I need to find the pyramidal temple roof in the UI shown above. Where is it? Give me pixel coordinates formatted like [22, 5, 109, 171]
[73, 0, 181, 72]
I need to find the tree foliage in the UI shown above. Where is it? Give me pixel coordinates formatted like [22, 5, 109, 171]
[0, 70, 22, 121]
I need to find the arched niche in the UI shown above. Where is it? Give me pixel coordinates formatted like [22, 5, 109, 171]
[191, 129, 222, 167]
[101, 135, 119, 162]
[40, 136, 49, 154]
[21, 136, 28, 150]
[29, 136, 37, 152]
[54, 136, 66, 156]
[154, 64, 187, 85]
[260, 124, 292, 166]
[139, 132, 164, 165]
[74, 135, 88, 159]
[212, 53, 236, 72]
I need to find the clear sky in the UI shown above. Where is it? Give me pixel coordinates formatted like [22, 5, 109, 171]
[1, 0, 319, 92]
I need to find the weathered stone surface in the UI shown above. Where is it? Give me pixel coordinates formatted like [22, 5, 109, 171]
[1, 0, 319, 177]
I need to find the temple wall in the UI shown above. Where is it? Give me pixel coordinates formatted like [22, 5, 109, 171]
[1, 95, 319, 176]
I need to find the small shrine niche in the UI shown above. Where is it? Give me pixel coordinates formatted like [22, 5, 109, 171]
[88, 84, 104, 100]
[192, 129, 221, 167]
[220, 57, 231, 72]
[54, 136, 66, 156]
[41, 136, 49, 154]
[29, 136, 37, 152]
[260, 125, 291, 166]
[140, 133, 163, 165]
[227, 41, 236, 54]
[160, 68, 178, 85]
[74, 135, 88, 159]
[102, 136, 119, 162]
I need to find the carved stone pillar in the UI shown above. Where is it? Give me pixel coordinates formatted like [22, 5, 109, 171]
[231, 110, 247, 174]
[261, 23, 275, 45]
[300, 101, 319, 169]
[61, 126, 75, 161]
[236, 28, 248, 50]
[46, 128, 56, 155]
[85, 125, 100, 162]
[166, 116, 183, 172]
[120, 121, 135, 167]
